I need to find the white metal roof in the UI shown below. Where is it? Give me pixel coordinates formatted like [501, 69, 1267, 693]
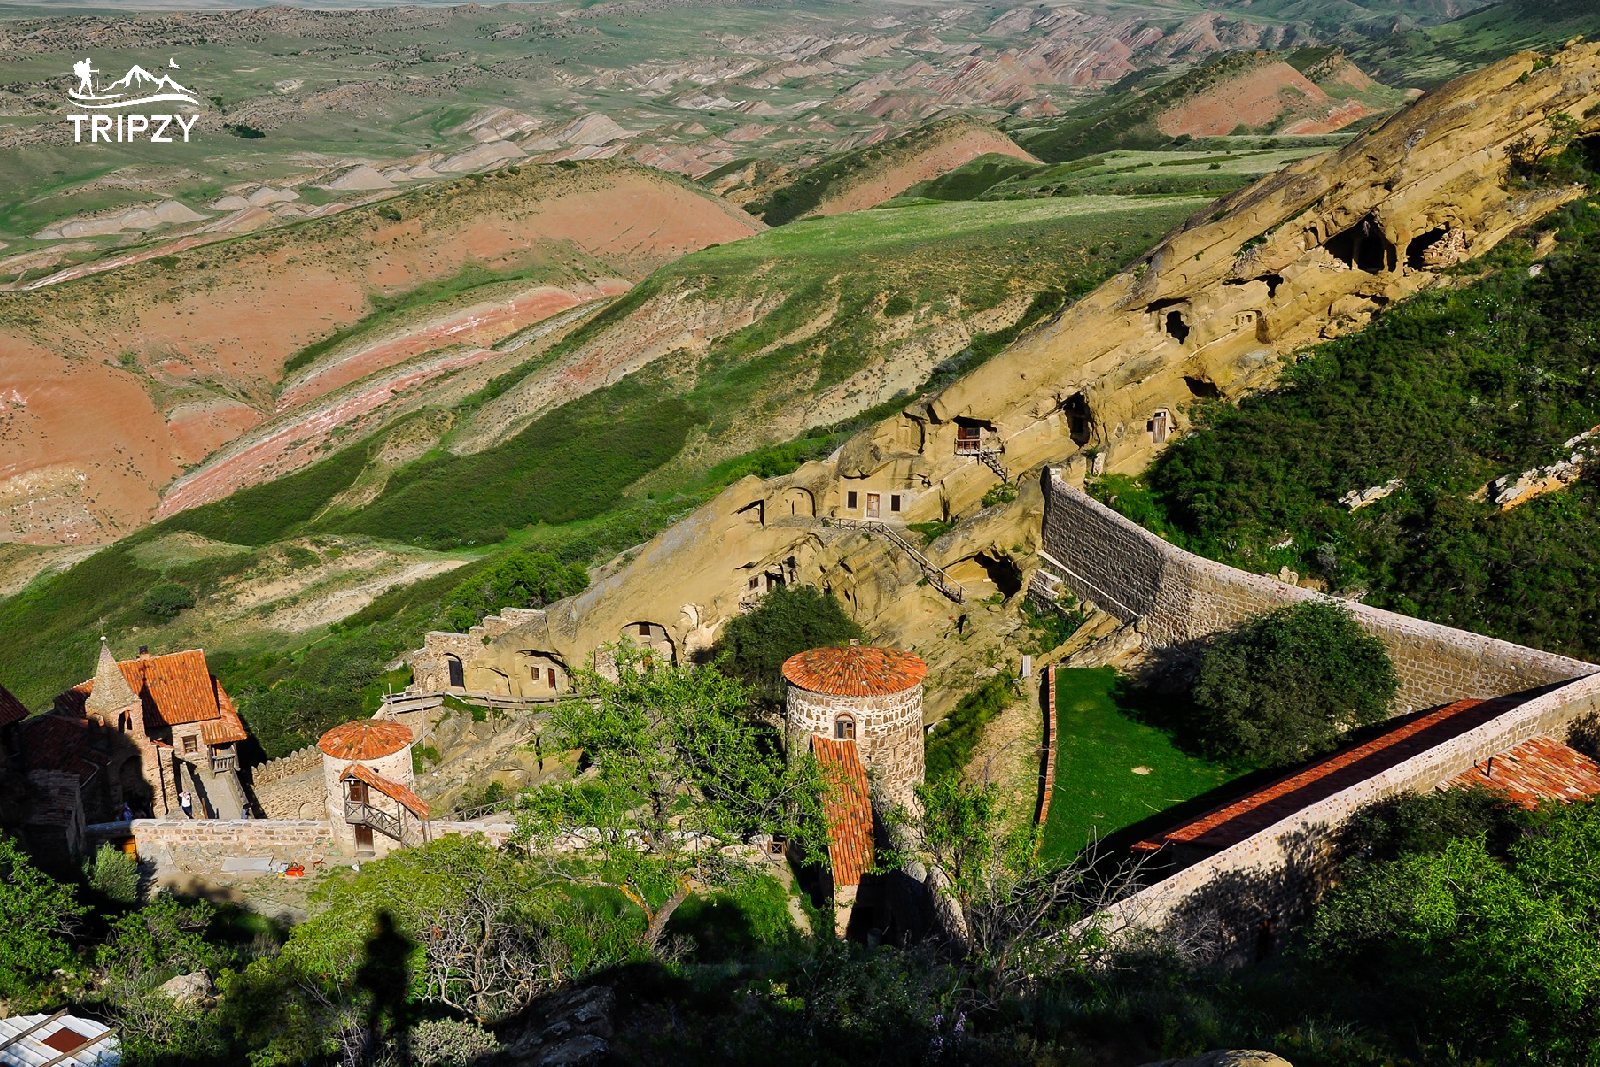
[0, 1013, 119, 1067]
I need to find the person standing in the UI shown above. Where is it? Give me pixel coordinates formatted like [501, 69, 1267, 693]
[179, 790, 193, 819]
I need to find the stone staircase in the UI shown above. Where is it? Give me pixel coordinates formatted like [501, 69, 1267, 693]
[827, 517, 966, 604]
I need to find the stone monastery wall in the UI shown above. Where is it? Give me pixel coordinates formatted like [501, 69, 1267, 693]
[251, 744, 321, 787]
[1096, 672, 1600, 942]
[1038, 472, 1598, 713]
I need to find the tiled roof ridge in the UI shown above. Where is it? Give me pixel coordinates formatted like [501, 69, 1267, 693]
[1443, 735, 1600, 809]
[782, 643, 928, 697]
[1136, 695, 1528, 852]
[319, 719, 413, 760]
[341, 762, 429, 819]
[812, 734, 873, 888]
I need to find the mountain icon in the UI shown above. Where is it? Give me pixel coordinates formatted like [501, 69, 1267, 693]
[103, 65, 191, 97]
[67, 58, 200, 109]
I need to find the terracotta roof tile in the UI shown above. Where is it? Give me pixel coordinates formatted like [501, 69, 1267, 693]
[0, 681, 27, 728]
[16, 713, 113, 783]
[812, 734, 874, 887]
[1135, 695, 1532, 854]
[782, 644, 927, 697]
[70, 649, 240, 733]
[320, 720, 412, 761]
[341, 762, 429, 819]
[1443, 736, 1600, 808]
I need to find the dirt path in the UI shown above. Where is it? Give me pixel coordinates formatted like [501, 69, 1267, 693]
[963, 679, 1045, 830]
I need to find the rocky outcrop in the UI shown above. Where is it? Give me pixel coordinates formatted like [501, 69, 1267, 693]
[407, 44, 1600, 724]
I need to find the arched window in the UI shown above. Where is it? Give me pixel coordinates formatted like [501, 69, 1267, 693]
[446, 655, 464, 689]
[834, 714, 856, 741]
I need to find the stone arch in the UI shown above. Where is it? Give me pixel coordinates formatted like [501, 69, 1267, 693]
[445, 655, 465, 689]
[780, 486, 815, 518]
[621, 622, 676, 666]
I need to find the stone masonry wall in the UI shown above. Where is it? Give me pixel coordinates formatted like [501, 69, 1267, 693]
[1096, 672, 1600, 945]
[787, 684, 925, 806]
[120, 819, 335, 864]
[1039, 472, 1598, 712]
[251, 745, 320, 787]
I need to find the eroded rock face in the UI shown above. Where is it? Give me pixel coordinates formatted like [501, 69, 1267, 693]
[410, 44, 1600, 724]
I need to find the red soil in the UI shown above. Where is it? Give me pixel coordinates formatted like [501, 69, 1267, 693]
[1154, 61, 1373, 138]
[807, 127, 1038, 218]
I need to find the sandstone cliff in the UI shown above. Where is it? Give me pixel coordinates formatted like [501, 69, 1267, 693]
[410, 44, 1600, 724]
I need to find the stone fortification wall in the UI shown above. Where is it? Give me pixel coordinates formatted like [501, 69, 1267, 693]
[787, 684, 924, 805]
[1039, 472, 1598, 712]
[117, 819, 335, 864]
[1096, 672, 1600, 950]
[251, 744, 320, 787]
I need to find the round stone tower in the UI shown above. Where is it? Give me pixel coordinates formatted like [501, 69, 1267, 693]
[781, 640, 926, 806]
[318, 719, 422, 857]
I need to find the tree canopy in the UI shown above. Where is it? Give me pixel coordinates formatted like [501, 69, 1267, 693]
[1191, 600, 1398, 767]
[715, 584, 863, 704]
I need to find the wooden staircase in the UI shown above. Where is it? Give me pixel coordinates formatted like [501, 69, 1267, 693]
[828, 517, 966, 603]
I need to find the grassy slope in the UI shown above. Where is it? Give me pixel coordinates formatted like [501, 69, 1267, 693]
[1097, 182, 1600, 662]
[1351, 0, 1600, 87]
[0, 193, 1199, 756]
[1043, 667, 1236, 858]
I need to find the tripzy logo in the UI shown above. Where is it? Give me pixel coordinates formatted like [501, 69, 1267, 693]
[66, 56, 201, 143]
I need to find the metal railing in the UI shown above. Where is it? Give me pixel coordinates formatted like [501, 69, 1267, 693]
[827, 517, 966, 603]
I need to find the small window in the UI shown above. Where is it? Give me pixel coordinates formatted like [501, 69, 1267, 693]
[638, 622, 649, 636]
[847, 490, 859, 509]
[749, 576, 760, 590]
[835, 715, 856, 740]
[889, 494, 902, 513]
[182, 735, 197, 754]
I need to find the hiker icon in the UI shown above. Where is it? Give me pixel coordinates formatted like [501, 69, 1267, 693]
[73, 58, 98, 95]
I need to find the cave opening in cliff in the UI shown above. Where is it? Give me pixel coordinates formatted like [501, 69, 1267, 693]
[950, 552, 1023, 598]
[1063, 392, 1093, 446]
[1405, 227, 1450, 270]
[1326, 215, 1395, 274]
[1184, 376, 1221, 399]
[1164, 309, 1190, 343]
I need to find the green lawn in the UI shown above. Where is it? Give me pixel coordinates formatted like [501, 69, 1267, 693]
[1042, 666, 1238, 858]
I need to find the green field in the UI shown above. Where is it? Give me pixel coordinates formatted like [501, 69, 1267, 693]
[1042, 667, 1238, 858]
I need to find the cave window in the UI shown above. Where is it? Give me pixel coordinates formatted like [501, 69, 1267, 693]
[638, 623, 650, 637]
[847, 490, 859, 510]
[954, 420, 984, 455]
[890, 494, 902, 513]
[1325, 215, 1394, 274]
[1164, 310, 1190, 343]
[1148, 409, 1170, 445]
[835, 715, 857, 741]
[749, 576, 760, 590]
[1063, 392, 1093, 446]
[1184, 377, 1221, 399]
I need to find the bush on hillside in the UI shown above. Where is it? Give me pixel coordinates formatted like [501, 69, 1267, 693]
[84, 843, 140, 906]
[437, 552, 589, 632]
[1191, 601, 1397, 767]
[140, 583, 196, 619]
[924, 675, 1013, 781]
[715, 585, 863, 705]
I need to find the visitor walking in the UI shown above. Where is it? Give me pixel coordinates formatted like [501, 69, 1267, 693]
[179, 790, 193, 819]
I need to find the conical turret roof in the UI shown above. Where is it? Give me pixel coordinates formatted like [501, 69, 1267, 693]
[84, 639, 140, 717]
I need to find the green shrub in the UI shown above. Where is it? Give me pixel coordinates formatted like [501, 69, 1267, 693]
[1192, 601, 1398, 767]
[140, 583, 196, 619]
[84, 842, 140, 905]
[715, 585, 863, 706]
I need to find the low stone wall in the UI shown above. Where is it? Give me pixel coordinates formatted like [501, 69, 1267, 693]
[112, 818, 335, 863]
[429, 821, 517, 848]
[253, 767, 326, 821]
[1039, 472, 1598, 713]
[1097, 672, 1600, 949]
[251, 744, 321, 787]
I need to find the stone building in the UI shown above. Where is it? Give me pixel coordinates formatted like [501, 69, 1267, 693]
[318, 719, 429, 857]
[781, 641, 927, 808]
[12, 642, 249, 828]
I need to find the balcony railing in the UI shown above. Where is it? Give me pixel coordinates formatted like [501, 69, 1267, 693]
[345, 798, 417, 845]
[954, 431, 1003, 457]
[211, 753, 238, 774]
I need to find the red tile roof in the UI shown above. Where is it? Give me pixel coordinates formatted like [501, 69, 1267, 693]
[67, 649, 243, 736]
[812, 734, 874, 888]
[1443, 736, 1600, 808]
[782, 644, 927, 697]
[341, 762, 429, 819]
[16, 712, 113, 783]
[0, 681, 28, 727]
[1135, 695, 1532, 854]
[320, 719, 412, 761]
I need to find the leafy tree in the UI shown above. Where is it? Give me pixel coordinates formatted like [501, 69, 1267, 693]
[140, 582, 196, 619]
[517, 649, 829, 947]
[0, 835, 85, 1004]
[97, 895, 227, 1063]
[716, 584, 863, 705]
[911, 776, 1135, 1007]
[1305, 799, 1600, 1063]
[1191, 601, 1397, 767]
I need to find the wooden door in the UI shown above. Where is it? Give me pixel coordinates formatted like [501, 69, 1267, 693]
[354, 824, 374, 853]
[348, 780, 368, 805]
[547, 668, 557, 688]
[866, 493, 880, 518]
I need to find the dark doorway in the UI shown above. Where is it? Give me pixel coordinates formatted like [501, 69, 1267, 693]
[1406, 227, 1450, 270]
[1164, 310, 1190, 343]
[1063, 392, 1093, 446]
[1325, 215, 1394, 274]
[446, 656, 464, 688]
